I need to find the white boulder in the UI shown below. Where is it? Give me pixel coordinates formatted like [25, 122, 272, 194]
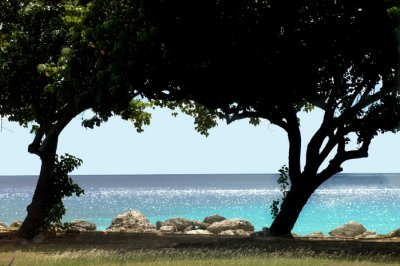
[207, 218, 254, 234]
[70, 220, 96, 231]
[106, 210, 155, 233]
[328, 221, 367, 237]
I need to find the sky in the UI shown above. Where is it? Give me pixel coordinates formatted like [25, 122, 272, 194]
[1, 107, 400, 175]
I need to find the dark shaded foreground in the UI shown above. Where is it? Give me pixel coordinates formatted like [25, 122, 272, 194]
[0, 231, 399, 258]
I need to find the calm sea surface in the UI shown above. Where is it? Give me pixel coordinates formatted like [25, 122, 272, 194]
[1, 173, 399, 235]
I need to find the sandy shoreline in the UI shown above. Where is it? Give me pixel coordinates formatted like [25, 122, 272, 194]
[1, 230, 400, 257]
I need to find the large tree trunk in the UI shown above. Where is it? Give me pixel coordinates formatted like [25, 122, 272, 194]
[268, 182, 317, 238]
[19, 138, 58, 240]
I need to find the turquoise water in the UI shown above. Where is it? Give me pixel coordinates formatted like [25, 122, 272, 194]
[0, 174, 399, 235]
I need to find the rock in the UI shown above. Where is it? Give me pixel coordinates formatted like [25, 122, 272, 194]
[203, 214, 226, 224]
[365, 234, 379, 239]
[106, 210, 155, 233]
[237, 229, 252, 236]
[143, 229, 158, 234]
[184, 226, 196, 232]
[10, 221, 23, 230]
[162, 218, 193, 231]
[159, 225, 176, 233]
[219, 230, 235, 235]
[328, 221, 367, 237]
[0, 222, 8, 231]
[184, 229, 213, 235]
[191, 220, 209, 229]
[70, 220, 96, 231]
[219, 229, 251, 236]
[355, 231, 377, 239]
[388, 228, 400, 238]
[206, 218, 254, 234]
[304, 232, 325, 238]
[162, 218, 208, 231]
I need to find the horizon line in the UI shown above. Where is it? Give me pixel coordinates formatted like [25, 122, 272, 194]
[1, 172, 400, 177]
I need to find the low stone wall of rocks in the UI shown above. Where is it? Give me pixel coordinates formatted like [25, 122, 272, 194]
[300, 221, 400, 239]
[0, 221, 22, 231]
[105, 210, 255, 236]
[2, 211, 399, 239]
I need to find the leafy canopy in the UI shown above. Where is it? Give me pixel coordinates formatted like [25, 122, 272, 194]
[0, 0, 155, 231]
[0, 0, 152, 132]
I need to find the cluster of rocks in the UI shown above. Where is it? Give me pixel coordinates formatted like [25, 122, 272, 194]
[0, 221, 22, 231]
[301, 221, 400, 239]
[0, 219, 96, 232]
[0, 210, 255, 236]
[2, 212, 400, 239]
[105, 210, 255, 236]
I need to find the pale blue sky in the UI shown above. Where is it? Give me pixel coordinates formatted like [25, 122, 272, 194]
[0, 107, 400, 175]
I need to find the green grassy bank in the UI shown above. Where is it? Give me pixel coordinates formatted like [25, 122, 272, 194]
[1, 248, 400, 266]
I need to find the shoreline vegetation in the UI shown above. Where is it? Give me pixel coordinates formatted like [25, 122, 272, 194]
[1, 248, 400, 266]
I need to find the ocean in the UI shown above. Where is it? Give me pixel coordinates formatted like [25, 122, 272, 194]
[0, 173, 399, 235]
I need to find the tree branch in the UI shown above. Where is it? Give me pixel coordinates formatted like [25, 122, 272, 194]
[38, 105, 84, 155]
[224, 112, 257, 124]
[304, 93, 337, 175]
[311, 125, 342, 173]
[28, 130, 45, 156]
[338, 89, 386, 124]
[316, 134, 372, 184]
[223, 108, 288, 130]
[343, 86, 365, 110]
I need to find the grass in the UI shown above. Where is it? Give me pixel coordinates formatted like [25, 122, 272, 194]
[1, 248, 400, 266]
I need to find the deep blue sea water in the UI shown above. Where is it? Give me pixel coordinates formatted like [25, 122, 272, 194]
[1, 173, 399, 235]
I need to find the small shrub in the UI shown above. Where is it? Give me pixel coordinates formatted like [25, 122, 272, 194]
[42, 154, 84, 230]
[270, 165, 290, 219]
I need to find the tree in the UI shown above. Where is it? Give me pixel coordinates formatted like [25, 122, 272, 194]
[6, 0, 397, 239]
[175, 0, 400, 237]
[82, 0, 400, 237]
[169, 0, 400, 237]
[0, 0, 151, 239]
[0, 0, 218, 239]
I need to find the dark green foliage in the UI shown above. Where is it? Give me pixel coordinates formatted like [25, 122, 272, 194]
[42, 154, 83, 230]
[270, 166, 290, 219]
[118, 0, 399, 235]
[0, 0, 152, 130]
[0, 0, 155, 238]
[153, 100, 218, 136]
[1, 0, 400, 238]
